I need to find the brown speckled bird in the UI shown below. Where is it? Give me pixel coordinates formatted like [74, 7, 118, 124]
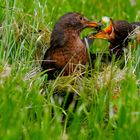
[42, 12, 100, 79]
[91, 19, 140, 58]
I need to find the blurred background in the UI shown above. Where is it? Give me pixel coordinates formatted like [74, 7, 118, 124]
[0, 1, 140, 140]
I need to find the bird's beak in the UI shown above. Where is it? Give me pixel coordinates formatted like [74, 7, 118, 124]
[91, 30, 108, 39]
[90, 19, 114, 39]
[85, 21, 102, 28]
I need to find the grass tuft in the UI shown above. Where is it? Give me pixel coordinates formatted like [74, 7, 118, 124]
[0, 0, 140, 139]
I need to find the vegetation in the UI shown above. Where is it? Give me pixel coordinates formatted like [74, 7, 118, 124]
[0, 0, 140, 139]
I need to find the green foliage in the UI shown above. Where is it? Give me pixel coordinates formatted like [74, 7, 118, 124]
[0, 0, 140, 139]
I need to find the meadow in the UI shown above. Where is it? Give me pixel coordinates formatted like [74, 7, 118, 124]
[0, 0, 140, 139]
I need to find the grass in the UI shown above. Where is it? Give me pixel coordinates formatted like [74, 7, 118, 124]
[0, 0, 140, 139]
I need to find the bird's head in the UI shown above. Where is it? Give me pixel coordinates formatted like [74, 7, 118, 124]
[51, 12, 101, 48]
[90, 19, 133, 46]
[55, 12, 101, 32]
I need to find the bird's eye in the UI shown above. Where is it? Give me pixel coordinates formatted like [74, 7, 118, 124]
[79, 16, 83, 20]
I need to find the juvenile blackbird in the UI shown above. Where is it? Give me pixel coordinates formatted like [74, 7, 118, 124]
[41, 12, 100, 80]
[90, 19, 140, 58]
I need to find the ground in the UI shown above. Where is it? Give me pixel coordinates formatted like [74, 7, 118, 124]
[0, 0, 140, 140]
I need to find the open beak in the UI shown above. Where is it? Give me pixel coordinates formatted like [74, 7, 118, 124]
[91, 30, 108, 39]
[90, 19, 114, 39]
[85, 21, 102, 28]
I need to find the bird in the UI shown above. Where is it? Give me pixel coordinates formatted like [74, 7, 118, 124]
[90, 19, 140, 58]
[41, 12, 101, 125]
[41, 12, 101, 80]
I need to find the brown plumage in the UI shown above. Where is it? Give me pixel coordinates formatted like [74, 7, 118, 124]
[42, 12, 100, 79]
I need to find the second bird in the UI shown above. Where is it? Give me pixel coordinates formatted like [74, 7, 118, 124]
[91, 19, 140, 58]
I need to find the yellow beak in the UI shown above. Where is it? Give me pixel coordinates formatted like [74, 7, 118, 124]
[90, 19, 114, 39]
